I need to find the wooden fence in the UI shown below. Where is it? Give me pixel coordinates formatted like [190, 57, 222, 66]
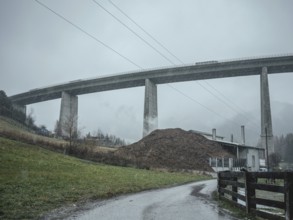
[218, 171, 293, 220]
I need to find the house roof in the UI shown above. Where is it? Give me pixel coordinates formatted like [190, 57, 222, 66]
[189, 130, 224, 140]
[214, 139, 265, 151]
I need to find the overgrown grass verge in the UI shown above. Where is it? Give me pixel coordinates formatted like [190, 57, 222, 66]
[212, 191, 261, 220]
[0, 116, 67, 152]
[0, 137, 209, 219]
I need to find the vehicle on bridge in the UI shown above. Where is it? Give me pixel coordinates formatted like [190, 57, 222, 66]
[195, 60, 218, 65]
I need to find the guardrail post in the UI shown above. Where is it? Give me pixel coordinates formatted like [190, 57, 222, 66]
[285, 172, 293, 220]
[245, 171, 256, 213]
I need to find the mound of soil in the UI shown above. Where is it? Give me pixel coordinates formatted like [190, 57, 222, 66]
[115, 128, 233, 171]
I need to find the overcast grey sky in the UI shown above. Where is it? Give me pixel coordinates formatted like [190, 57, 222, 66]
[1, 0, 293, 144]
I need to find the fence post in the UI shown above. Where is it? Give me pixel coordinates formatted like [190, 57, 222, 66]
[285, 172, 293, 220]
[218, 172, 224, 198]
[245, 171, 256, 214]
[232, 176, 238, 202]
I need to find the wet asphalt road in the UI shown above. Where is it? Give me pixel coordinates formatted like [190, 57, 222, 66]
[66, 179, 237, 220]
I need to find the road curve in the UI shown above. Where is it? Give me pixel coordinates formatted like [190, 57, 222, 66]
[65, 179, 238, 220]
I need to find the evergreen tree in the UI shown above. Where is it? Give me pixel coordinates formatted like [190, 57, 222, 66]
[0, 90, 12, 117]
[0, 90, 26, 123]
[284, 133, 293, 163]
[274, 133, 293, 163]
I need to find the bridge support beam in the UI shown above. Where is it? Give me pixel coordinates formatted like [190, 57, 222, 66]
[260, 67, 274, 156]
[143, 79, 158, 137]
[59, 91, 78, 137]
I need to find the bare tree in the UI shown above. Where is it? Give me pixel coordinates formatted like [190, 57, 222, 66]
[62, 115, 78, 148]
[26, 108, 36, 130]
[54, 120, 62, 137]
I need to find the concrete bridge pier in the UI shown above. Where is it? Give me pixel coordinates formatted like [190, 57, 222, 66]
[143, 79, 158, 137]
[12, 103, 26, 116]
[260, 67, 274, 155]
[59, 91, 78, 137]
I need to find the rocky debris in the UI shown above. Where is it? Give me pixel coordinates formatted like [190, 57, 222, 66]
[114, 128, 233, 171]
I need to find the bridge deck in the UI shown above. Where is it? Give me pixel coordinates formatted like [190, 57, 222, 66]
[10, 55, 293, 105]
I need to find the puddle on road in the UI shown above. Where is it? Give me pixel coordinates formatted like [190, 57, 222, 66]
[190, 184, 240, 220]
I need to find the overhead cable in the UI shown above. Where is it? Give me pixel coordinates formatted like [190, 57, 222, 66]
[35, 0, 260, 134]
[92, 0, 176, 65]
[105, 1, 260, 132]
[108, 0, 184, 64]
[34, 0, 142, 69]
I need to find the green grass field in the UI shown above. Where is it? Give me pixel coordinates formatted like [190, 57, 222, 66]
[0, 137, 209, 219]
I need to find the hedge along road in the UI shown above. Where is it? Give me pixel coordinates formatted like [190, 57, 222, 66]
[63, 179, 238, 220]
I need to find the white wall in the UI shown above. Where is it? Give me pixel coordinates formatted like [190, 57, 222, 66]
[246, 149, 260, 171]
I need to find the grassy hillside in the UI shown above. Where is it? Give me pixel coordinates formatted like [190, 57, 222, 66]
[0, 116, 67, 149]
[0, 137, 209, 219]
[0, 116, 116, 154]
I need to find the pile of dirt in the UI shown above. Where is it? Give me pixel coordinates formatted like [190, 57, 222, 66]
[115, 128, 233, 172]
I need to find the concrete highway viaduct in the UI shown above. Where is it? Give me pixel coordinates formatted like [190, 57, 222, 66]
[9, 55, 293, 155]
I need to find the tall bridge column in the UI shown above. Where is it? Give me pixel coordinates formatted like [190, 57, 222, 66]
[59, 91, 78, 137]
[143, 79, 158, 137]
[12, 103, 27, 123]
[12, 103, 26, 116]
[260, 67, 274, 155]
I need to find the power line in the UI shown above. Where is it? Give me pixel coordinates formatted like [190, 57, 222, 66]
[94, 2, 224, 115]
[166, 84, 247, 128]
[203, 81, 261, 129]
[34, 0, 142, 69]
[92, 0, 176, 65]
[169, 83, 260, 134]
[104, 1, 260, 129]
[197, 80, 260, 130]
[108, 0, 184, 64]
[35, 0, 260, 134]
[92, 0, 260, 133]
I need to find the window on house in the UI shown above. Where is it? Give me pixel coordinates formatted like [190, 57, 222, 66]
[217, 158, 223, 167]
[210, 158, 217, 167]
[224, 158, 229, 167]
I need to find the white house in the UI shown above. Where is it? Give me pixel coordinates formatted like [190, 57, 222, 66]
[192, 127, 265, 172]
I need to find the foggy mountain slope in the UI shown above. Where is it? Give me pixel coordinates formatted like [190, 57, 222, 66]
[272, 102, 293, 136]
[215, 101, 293, 146]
